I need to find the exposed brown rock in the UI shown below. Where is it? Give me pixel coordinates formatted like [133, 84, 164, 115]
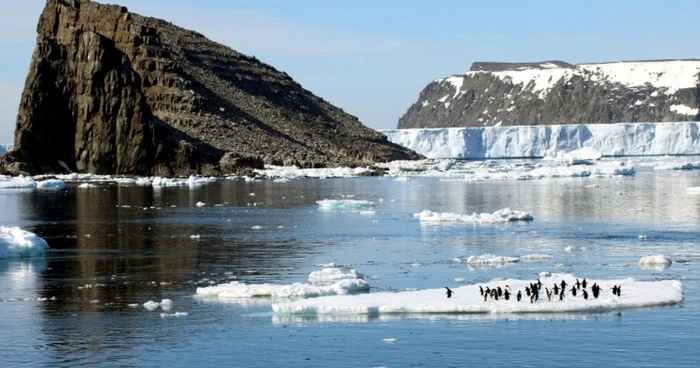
[1, 0, 421, 176]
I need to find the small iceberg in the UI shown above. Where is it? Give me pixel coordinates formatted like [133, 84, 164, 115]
[36, 179, 66, 190]
[0, 227, 49, 259]
[639, 255, 672, 271]
[0, 176, 37, 190]
[414, 208, 533, 223]
[317, 199, 374, 211]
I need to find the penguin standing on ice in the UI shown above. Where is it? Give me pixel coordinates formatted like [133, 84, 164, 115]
[545, 288, 552, 301]
[570, 287, 577, 297]
[582, 279, 588, 289]
[553, 284, 560, 295]
[504, 290, 511, 300]
[537, 279, 542, 289]
[591, 283, 600, 298]
[497, 287, 503, 297]
[575, 279, 581, 290]
[525, 286, 531, 297]
[582, 290, 589, 300]
[517, 291, 522, 302]
[616, 285, 622, 297]
[560, 280, 568, 291]
[445, 287, 454, 298]
[559, 289, 565, 301]
[479, 286, 484, 296]
[612, 285, 619, 296]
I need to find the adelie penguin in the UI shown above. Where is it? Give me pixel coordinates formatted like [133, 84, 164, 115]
[612, 285, 619, 296]
[545, 288, 552, 301]
[616, 285, 622, 297]
[570, 287, 577, 297]
[559, 290, 565, 301]
[582, 290, 589, 300]
[575, 279, 581, 290]
[445, 287, 454, 298]
[560, 280, 567, 291]
[582, 279, 587, 289]
[497, 287, 503, 297]
[479, 286, 484, 296]
[504, 290, 511, 300]
[517, 291, 522, 302]
[525, 287, 531, 296]
[553, 284, 559, 295]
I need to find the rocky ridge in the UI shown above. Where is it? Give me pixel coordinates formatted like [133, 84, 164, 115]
[1, 0, 420, 176]
[399, 60, 700, 129]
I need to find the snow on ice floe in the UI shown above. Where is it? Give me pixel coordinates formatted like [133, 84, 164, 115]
[256, 165, 372, 179]
[0, 176, 36, 190]
[196, 267, 369, 301]
[272, 273, 683, 317]
[639, 255, 672, 271]
[0, 227, 49, 259]
[414, 208, 533, 223]
[317, 199, 374, 211]
[36, 179, 66, 190]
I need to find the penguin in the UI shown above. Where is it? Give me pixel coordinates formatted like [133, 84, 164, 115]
[570, 287, 577, 297]
[616, 285, 622, 297]
[445, 287, 454, 299]
[575, 279, 581, 290]
[545, 288, 552, 301]
[479, 286, 484, 296]
[553, 284, 559, 295]
[492, 289, 499, 301]
[582, 290, 589, 300]
[537, 279, 542, 289]
[592, 284, 600, 298]
[484, 292, 488, 302]
[530, 293, 535, 303]
[560, 280, 567, 291]
[497, 287, 503, 297]
[517, 290, 522, 302]
[504, 290, 511, 300]
[582, 279, 587, 289]
[612, 285, 618, 296]
[559, 289, 565, 301]
[525, 287, 531, 296]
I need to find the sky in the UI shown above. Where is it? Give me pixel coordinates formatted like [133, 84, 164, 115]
[1, 0, 700, 144]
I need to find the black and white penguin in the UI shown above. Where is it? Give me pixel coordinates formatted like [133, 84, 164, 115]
[553, 284, 560, 295]
[525, 287, 531, 296]
[559, 289, 565, 301]
[591, 283, 600, 298]
[497, 287, 503, 297]
[545, 288, 552, 301]
[537, 279, 542, 289]
[612, 285, 618, 296]
[582, 290, 589, 300]
[479, 286, 484, 296]
[504, 290, 511, 300]
[582, 279, 587, 289]
[517, 291, 522, 302]
[445, 287, 454, 298]
[616, 285, 622, 297]
[575, 279, 581, 290]
[560, 280, 567, 291]
[570, 287, 577, 297]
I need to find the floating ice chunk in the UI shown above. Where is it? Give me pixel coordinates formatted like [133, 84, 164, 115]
[565, 246, 587, 252]
[160, 299, 173, 310]
[466, 254, 520, 266]
[0, 176, 37, 189]
[251, 226, 262, 230]
[410, 263, 422, 268]
[196, 279, 369, 300]
[190, 235, 201, 239]
[256, 166, 373, 179]
[638, 234, 648, 239]
[414, 208, 533, 223]
[639, 255, 672, 271]
[127, 303, 139, 308]
[454, 277, 466, 283]
[78, 183, 95, 188]
[359, 211, 376, 216]
[196, 201, 206, 207]
[308, 268, 364, 284]
[36, 179, 66, 190]
[317, 199, 374, 211]
[160, 312, 188, 318]
[272, 274, 683, 317]
[143, 300, 160, 311]
[555, 147, 602, 162]
[0, 227, 49, 258]
[382, 338, 398, 344]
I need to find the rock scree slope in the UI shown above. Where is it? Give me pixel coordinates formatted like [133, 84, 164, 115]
[399, 60, 700, 129]
[1, 0, 420, 176]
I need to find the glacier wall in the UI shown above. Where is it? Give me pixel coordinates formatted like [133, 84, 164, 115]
[382, 122, 700, 159]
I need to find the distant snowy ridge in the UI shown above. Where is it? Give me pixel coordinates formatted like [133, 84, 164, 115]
[399, 60, 700, 129]
[383, 122, 700, 159]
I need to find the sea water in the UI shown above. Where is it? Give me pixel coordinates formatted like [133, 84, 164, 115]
[1, 160, 700, 367]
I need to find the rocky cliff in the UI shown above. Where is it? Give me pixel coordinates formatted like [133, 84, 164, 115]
[1, 0, 420, 176]
[399, 60, 700, 129]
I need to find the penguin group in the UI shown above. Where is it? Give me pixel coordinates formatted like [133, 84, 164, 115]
[475, 278, 623, 303]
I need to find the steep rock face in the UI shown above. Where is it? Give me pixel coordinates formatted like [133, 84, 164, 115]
[399, 60, 700, 129]
[2, 0, 420, 176]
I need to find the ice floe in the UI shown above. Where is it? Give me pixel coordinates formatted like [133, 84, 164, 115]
[143, 299, 173, 311]
[196, 267, 369, 300]
[160, 312, 188, 318]
[272, 273, 683, 317]
[414, 208, 533, 223]
[639, 255, 672, 271]
[317, 199, 374, 211]
[255, 165, 372, 179]
[0, 227, 49, 259]
[36, 179, 66, 190]
[0, 176, 36, 190]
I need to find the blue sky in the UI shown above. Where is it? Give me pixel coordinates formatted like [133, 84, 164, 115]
[1, 0, 700, 143]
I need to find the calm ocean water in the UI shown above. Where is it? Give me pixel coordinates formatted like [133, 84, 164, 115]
[2, 164, 700, 367]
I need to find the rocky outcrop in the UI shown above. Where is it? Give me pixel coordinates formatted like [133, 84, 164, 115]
[399, 60, 700, 129]
[1, 0, 420, 176]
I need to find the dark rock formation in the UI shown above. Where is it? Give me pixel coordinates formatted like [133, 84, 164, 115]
[399, 60, 700, 129]
[1, 0, 420, 176]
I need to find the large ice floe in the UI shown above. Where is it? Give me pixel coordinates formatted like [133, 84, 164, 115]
[0, 176, 37, 190]
[272, 273, 683, 317]
[317, 199, 375, 211]
[255, 165, 372, 179]
[414, 208, 533, 223]
[0, 227, 49, 258]
[382, 122, 700, 159]
[639, 255, 673, 271]
[195, 266, 369, 301]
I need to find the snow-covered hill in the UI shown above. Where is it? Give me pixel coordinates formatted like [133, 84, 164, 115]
[399, 60, 700, 129]
[382, 122, 700, 159]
